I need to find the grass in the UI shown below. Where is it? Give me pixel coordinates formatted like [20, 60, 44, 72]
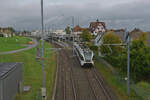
[95, 59, 141, 100]
[0, 41, 56, 100]
[137, 82, 150, 93]
[133, 82, 150, 100]
[0, 36, 31, 52]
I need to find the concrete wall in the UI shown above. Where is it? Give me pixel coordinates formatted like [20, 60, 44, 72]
[0, 80, 3, 100]
[0, 63, 22, 100]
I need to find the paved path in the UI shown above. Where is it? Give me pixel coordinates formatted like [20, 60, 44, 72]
[0, 38, 38, 55]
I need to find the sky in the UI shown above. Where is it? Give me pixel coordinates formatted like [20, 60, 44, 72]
[0, 0, 150, 31]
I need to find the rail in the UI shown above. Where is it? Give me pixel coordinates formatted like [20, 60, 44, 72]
[92, 68, 111, 100]
[84, 69, 99, 100]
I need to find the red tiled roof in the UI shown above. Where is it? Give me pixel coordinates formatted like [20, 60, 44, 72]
[74, 25, 84, 32]
[89, 22, 106, 30]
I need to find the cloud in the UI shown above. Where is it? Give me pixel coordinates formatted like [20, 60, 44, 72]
[0, 0, 149, 31]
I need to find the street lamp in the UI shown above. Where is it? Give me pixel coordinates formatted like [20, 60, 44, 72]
[41, 0, 46, 99]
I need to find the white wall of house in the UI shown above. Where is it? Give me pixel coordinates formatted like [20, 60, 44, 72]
[74, 32, 82, 35]
[31, 30, 42, 37]
[53, 30, 66, 35]
[92, 23, 106, 35]
[0, 33, 12, 37]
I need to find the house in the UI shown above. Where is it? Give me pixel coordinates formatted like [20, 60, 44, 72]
[130, 28, 143, 39]
[130, 28, 150, 46]
[108, 29, 125, 41]
[54, 29, 66, 35]
[74, 25, 84, 35]
[21, 30, 31, 36]
[31, 30, 42, 38]
[110, 28, 150, 46]
[0, 63, 23, 100]
[89, 19, 106, 35]
[0, 27, 14, 37]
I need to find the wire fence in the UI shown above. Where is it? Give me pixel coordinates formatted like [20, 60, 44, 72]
[95, 56, 150, 100]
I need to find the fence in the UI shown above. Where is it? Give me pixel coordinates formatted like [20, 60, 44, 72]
[95, 56, 150, 100]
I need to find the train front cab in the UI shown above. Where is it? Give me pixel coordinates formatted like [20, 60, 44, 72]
[81, 61, 94, 68]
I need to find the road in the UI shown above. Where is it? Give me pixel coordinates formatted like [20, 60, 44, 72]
[0, 38, 38, 55]
[52, 42, 118, 100]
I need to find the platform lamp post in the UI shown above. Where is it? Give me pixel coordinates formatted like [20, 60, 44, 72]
[41, 0, 46, 99]
[72, 16, 75, 56]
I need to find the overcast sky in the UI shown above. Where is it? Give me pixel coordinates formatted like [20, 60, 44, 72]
[0, 0, 150, 31]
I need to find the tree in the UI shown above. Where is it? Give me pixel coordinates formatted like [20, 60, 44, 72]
[119, 33, 150, 82]
[65, 26, 71, 34]
[100, 32, 122, 56]
[80, 29, 92, 42]
[100, 32, 150, 82]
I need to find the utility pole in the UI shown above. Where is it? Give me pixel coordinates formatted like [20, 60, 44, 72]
[127, 34, 130, 95]
[72, 16, 75, 56]
[41, 0, 46, 99]
[100, 29, 131, 95]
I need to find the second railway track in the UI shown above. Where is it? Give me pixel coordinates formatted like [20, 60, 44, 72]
[56, 47, 78, 100]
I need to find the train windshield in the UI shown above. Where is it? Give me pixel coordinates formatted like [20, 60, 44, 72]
[84, 51, 92, 62]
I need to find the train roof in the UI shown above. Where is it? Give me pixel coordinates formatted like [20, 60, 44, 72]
[74, 42, 92, 53]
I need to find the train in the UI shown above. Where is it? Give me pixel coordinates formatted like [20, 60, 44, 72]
[74, 42, 94, 67]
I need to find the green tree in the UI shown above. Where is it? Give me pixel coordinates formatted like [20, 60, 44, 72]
[100, 32, 150, 82]
[120, 38, 150, 81]
[65, 26, 71, 34]
[118, 33, 150, 82]
[100, 32, 122, 56]
[80, 29, 92, 42]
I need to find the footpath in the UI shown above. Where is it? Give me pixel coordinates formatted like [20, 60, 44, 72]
[0, 38, 38, 55]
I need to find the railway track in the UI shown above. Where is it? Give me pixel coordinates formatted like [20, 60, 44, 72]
[84, 69, 99, 100]
[92, 68, 112, 100]
[84, 66, 118, 100]
[84, 68, 111, 100]
[55, 46, 78, 100]
[64, 49, 78, 100]
[73, 49, 116, 100]
[72, 55, 97, 100]
[53, 41, 117, 100]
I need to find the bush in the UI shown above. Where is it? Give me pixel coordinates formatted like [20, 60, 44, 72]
[89, 45, 98, 51]
[0, 34, 4, 37]
[101, 32, 150, 82]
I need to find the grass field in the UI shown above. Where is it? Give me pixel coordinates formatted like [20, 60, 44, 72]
[134, 82, 150, 100]
[0, 36, 31, 52]
[0, 42, 56, 100]
[95, 59, 142, 100]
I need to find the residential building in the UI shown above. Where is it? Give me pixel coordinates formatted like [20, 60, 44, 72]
[108, 29, 125, 41]
[31, 30, 42, 37]
[0, 27, 14, 37]
[89, 19, 106, 35]
[74, 25, 84, 35]
[53, 29, 66, 35]
[110, 28, 150, 46]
